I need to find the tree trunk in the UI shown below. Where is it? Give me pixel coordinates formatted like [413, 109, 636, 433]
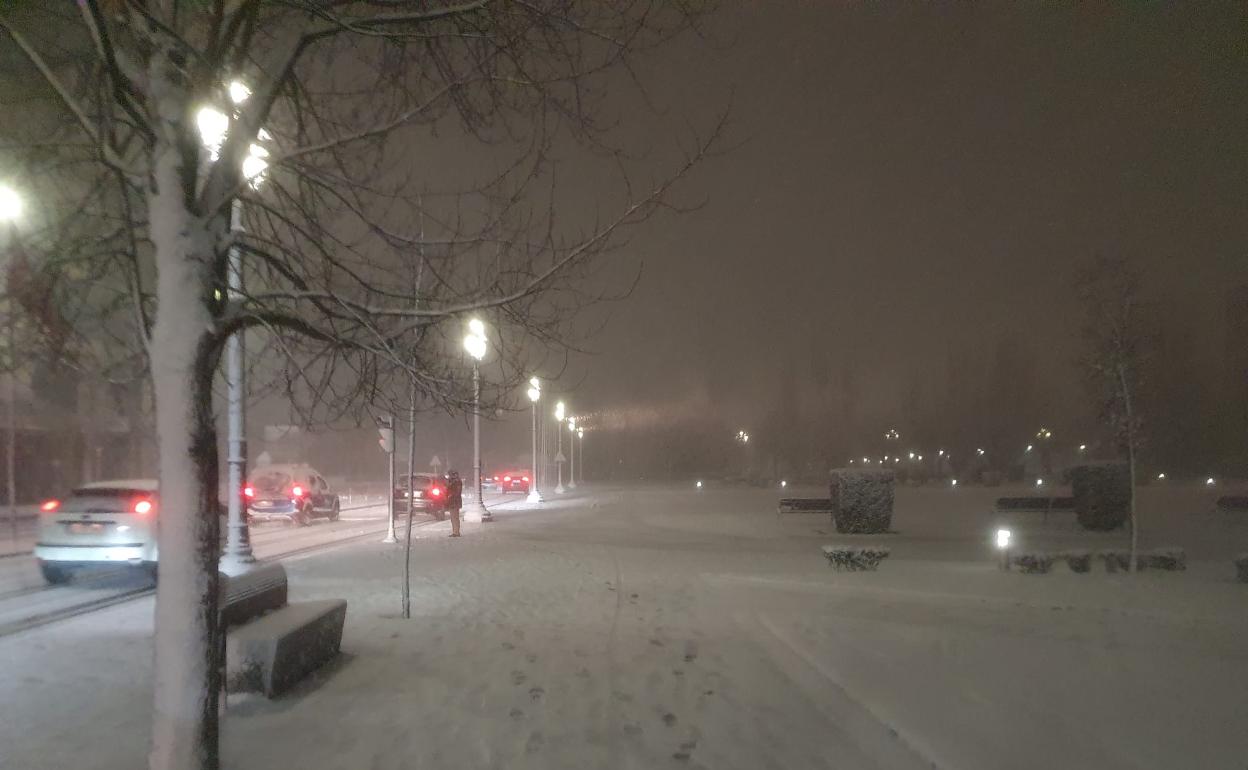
[1119, 363, 1139, 573]
[147, 118, 223, 770]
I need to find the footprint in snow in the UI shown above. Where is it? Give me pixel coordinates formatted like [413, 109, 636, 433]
[683, 641, 698, 663]
[525, 731, 545, 754]
[526, 653, 538, 664]
[662, 712, 678, 727]
[509, 708, 525, 720]
[511, 670, 527, 686]
[529, 686, 545, 701]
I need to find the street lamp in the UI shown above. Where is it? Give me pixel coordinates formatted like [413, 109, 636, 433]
[996, 527, 1012, 571]
[0, 183, 22, 544]
[462, 318, 488, 523]
[567, 417, 577, 489]
[199, 82, 272, 570]
[577, 426, 584, 484]
[526, 378, 544, 504]
[554, 401, 566, 494]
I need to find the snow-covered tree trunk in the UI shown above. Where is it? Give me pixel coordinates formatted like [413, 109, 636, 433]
[146, 67, 223, 770]
[1119, 363, 1139, 573]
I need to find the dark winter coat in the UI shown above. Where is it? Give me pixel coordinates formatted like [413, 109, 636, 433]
[447, 477, 463, 509]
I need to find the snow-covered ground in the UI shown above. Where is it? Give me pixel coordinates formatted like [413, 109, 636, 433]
[1, 482, 1245, 769]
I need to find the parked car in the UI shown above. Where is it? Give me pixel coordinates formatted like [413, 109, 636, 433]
[244, 464, 340, 527]
[393, 473, 448, 519]
[34, 479, 164, 584]
[491, 471, 531, 494]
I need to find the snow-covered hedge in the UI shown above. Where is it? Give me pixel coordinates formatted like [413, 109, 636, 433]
[1233, 554, 1248, 584]
[821, 545, 890, 571]
[1013, 552, 1054, 574]
[829, 468, 894, 534]
[1070, 463, 1131, 532]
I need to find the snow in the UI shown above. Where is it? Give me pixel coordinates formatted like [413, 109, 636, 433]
[0, 482, 1246, 769]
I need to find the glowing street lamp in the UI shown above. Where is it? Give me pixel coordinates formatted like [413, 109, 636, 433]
[0, 185, 23, 222]
[1, 183, 23, 542]
[200, 81, 274, 570]
[526, 378, 544, 504]
[577, 426, 584, 483]
[461, 318, 489, 522]
[996, 527, 1012, 570]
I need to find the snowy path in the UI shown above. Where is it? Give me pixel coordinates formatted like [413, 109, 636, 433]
[0, 484, 1245, 769]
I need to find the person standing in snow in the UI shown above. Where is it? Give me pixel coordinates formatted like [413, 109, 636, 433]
[446, 470, 463, 537]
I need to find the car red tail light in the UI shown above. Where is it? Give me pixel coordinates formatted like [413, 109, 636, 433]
[504, 475, 512, 482]
[291, 485, 304, 498]
[132, 499, 154, 515]
[243, 486, 255, 498]
[522, 476, 529, 482]
[40, 499, 60, 513]
[430, 487, 443, 497]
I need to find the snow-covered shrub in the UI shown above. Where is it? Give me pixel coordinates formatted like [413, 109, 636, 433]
[1138, 548, 1186, 571]
[1013, 552, 1054, 574]
[1062, 550, 1092, 573]
[829, 468, 894, 534]
[1099, 549, 1132, 572]
[821, 545, 890, 571]
[1070, 463, 1131, 532]
[1233, 554, 1248, 584]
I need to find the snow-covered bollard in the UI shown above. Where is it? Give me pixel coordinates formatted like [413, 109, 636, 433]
[821, 545, 890, 571]
[1062, 549, 1092, 574]
[1235, 554, 1248, 584]
[1138, 547, 1186, 571]
[1013, 552, 1055, 574]
[829, 468, 895, 534]
[1098, 550, 1132, 573]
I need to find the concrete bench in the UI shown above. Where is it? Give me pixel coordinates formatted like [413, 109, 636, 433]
[226, 598, 347, 697]
[219, 563, 288, 627]
[1216, 496, 1248, 514]
[777, 498, 834, 514]
[994, 496, 1074, 525]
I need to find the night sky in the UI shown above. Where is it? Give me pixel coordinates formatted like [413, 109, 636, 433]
[571, 2, 1247, 427]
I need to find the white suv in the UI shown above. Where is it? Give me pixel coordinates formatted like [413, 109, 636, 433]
[33, 479, 161, 584]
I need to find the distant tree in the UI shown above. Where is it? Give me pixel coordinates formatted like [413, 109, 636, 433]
[1075, 256, 1152, 571]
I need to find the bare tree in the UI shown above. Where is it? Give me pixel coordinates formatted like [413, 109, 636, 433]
[1, 3, 719, 768]
[1075, 255, 1151, 571]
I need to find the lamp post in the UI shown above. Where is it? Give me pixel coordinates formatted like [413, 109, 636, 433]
[567, 417, 577, 489]
[577, 426, 584, 484]
[199, 82, 270, 570]
[0, 184, 22, 543]
[554, 401, 566, 494]
[462, 318, 488, 523]
[526, 378, 544, 504]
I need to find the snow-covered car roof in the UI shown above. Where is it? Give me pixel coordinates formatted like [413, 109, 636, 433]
[249, 463, 320, 478]
[75, 479, 159, 492]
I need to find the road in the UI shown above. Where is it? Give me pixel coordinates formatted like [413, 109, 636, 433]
[0, 490, 515, 637]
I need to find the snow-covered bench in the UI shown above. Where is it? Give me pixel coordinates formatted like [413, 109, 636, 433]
[1216, 496, 1248, 514]
[218, 563, 347, 698]
[994, 496, 1075, 524]
[777, 498, 834, 514]
[226, 599, 347, 697]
